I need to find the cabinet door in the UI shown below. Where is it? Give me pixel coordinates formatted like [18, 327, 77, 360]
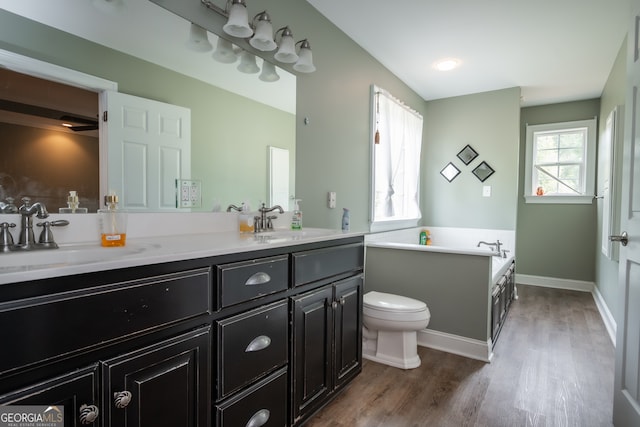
[0, 365, 99, 427]
[291, 286, 333, 424]
[102, 326, 210, 427]
[334, 276, 362, 389]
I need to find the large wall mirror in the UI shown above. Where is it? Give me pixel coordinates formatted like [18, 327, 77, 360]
[0, 4, 296, 213]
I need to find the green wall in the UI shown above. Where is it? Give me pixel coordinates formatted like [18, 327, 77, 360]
[423, 88, 521, 229]
[517, 99, 600, 282]
[0, 10, 295, 212]
[596, 39, 627, 320]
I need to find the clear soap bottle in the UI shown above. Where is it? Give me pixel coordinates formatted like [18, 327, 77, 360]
[99, 191, 127, 247]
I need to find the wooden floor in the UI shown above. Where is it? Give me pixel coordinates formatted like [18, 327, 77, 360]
[305, 285, 615, 427]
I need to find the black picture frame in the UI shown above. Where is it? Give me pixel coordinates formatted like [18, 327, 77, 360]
[440, 162, 461, 182]
[457, 144, 479, 165]
[472, 161, 495, 182]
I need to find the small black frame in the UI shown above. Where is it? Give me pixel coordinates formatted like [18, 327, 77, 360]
[440, 162, 461, 182]
[472, 161, 495, 182]
[457, 144, 479, 165]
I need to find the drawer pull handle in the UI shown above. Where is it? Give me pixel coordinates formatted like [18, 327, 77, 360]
[245, 272, 271, 286]
[246, 409, 270, 427]
[113, 391, 132, 409]
[79, 404, 99, 425]
[245, 335, 272, 352]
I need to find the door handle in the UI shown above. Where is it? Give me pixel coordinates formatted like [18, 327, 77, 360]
[610, 231, 629, 246]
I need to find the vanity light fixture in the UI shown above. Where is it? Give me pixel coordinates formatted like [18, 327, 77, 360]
[293, 40, 315, 73]
[186, 23, 213, 52]
[223, 0, 253, 38]
[249, 11, 277, 51]
[212, 37, 239, 63]
[237, 51, 260, 74]
[259, 61, 280, 82]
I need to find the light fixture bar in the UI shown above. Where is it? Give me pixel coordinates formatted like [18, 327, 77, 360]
[149, 0, 315, 75]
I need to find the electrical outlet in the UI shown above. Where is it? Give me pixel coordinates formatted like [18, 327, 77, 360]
[328, 191, 336, 208]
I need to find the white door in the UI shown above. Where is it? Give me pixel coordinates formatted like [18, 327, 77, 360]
[613, 0, 640, 425]
[102, 91, 191, 211]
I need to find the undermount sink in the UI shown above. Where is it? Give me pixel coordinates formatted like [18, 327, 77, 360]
[0, 243, 149, 269]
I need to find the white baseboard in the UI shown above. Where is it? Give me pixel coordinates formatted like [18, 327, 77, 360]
[516, 273, 616, 347]
[516, 273, 594, 292]
[591, 285, 617, 346]
[417, 329, 492, 363]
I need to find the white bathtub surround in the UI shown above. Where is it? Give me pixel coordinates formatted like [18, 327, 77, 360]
[364, 226, 516, 362]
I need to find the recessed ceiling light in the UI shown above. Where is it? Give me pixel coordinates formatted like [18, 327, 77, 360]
[434, 58, 461, 71]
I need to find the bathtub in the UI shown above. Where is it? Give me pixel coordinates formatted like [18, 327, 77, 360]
[364, 226, 516, 362]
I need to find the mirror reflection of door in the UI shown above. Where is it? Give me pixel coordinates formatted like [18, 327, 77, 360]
[268, 146, 290, 209]
[0, 68, 100, 212]
[105, 91, 191, 211]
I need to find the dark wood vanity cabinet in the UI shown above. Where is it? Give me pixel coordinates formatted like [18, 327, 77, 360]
[291, 275, 363, 425]
[0, 235, 365, 427]
[101, 327, 210, 427]
[491, 261, 516, 345]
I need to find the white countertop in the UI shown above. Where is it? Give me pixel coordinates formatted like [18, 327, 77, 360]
[0, 228, 364, 285]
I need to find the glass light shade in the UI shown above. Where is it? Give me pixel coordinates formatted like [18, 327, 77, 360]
[186, 23, 213, 52]
[274, 30, 298, 63]
[212, 37, 238, 63]
[259, 61, 280, 82]
[237, 51, 260, 74]
[293, 40, 316, 73]
[250, 18, 277, 51]
[223, 2, 253, 38]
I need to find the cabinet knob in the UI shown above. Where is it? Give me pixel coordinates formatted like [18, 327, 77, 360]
[245, 335, 272, 352]
[246, 408, 270, 427]
[113, 391, 132, 409]
[79, 404, 99, 425]
[245, 272, 271, 286]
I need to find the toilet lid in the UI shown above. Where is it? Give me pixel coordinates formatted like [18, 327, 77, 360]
[363, 291, 427, 313]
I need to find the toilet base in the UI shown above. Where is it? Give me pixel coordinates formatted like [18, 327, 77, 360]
[362, 329, 422, 369]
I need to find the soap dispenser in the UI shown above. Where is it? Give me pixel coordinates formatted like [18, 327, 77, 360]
[291, 199, 302, 230]
[341, 208, 350, 231]
[99, 191, 127, 247]
[59, 190, 88, 213]
[238, 202, 254, 233]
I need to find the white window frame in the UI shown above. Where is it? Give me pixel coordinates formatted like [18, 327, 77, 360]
[369, 85, 423, 232]
[524, 118, 596, 204]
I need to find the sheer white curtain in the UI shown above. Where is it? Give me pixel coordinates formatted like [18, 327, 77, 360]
[371, 87, 423, 230]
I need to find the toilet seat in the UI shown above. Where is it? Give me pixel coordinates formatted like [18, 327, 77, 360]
[364, 291, 427, 312]
[363, 291, 429, 323]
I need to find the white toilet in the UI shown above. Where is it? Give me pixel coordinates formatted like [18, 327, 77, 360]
[362, 291, 430, 369]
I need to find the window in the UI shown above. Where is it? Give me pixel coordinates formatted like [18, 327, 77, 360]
[370, 85, 423, 231]
[524, 119, 596, 204]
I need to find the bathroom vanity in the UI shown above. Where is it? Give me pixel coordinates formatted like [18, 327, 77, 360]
[0, 229, 364, 427]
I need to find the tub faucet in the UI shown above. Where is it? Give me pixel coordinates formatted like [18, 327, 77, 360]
[477, 240, 502, 255]
[255, 203, 284, 232]
[16, 197, 49, 250]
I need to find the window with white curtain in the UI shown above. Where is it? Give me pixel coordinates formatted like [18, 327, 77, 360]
[370, 85, 423, 232]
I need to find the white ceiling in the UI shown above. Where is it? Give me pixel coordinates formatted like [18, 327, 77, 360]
[1, 0, 630, 108]
[307, 0, 630, 106]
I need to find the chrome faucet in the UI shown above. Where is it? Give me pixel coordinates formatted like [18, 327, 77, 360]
[255, 203, 284, 232]
[477, 239, 502, 255]
[16, 197, 49, 250]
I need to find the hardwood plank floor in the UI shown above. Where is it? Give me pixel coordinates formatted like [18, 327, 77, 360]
[305, 285, 615, 427]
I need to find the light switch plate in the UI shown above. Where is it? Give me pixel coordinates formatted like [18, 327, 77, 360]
[482, 185, 491, 197]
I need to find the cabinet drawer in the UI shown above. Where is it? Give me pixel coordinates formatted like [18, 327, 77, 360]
[216, 367, 287, 427]
[217, 301, 288, 399]
[293, 243, 364, 286]
[217, 255, 288, 308]
[0, 268, 211, 376]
